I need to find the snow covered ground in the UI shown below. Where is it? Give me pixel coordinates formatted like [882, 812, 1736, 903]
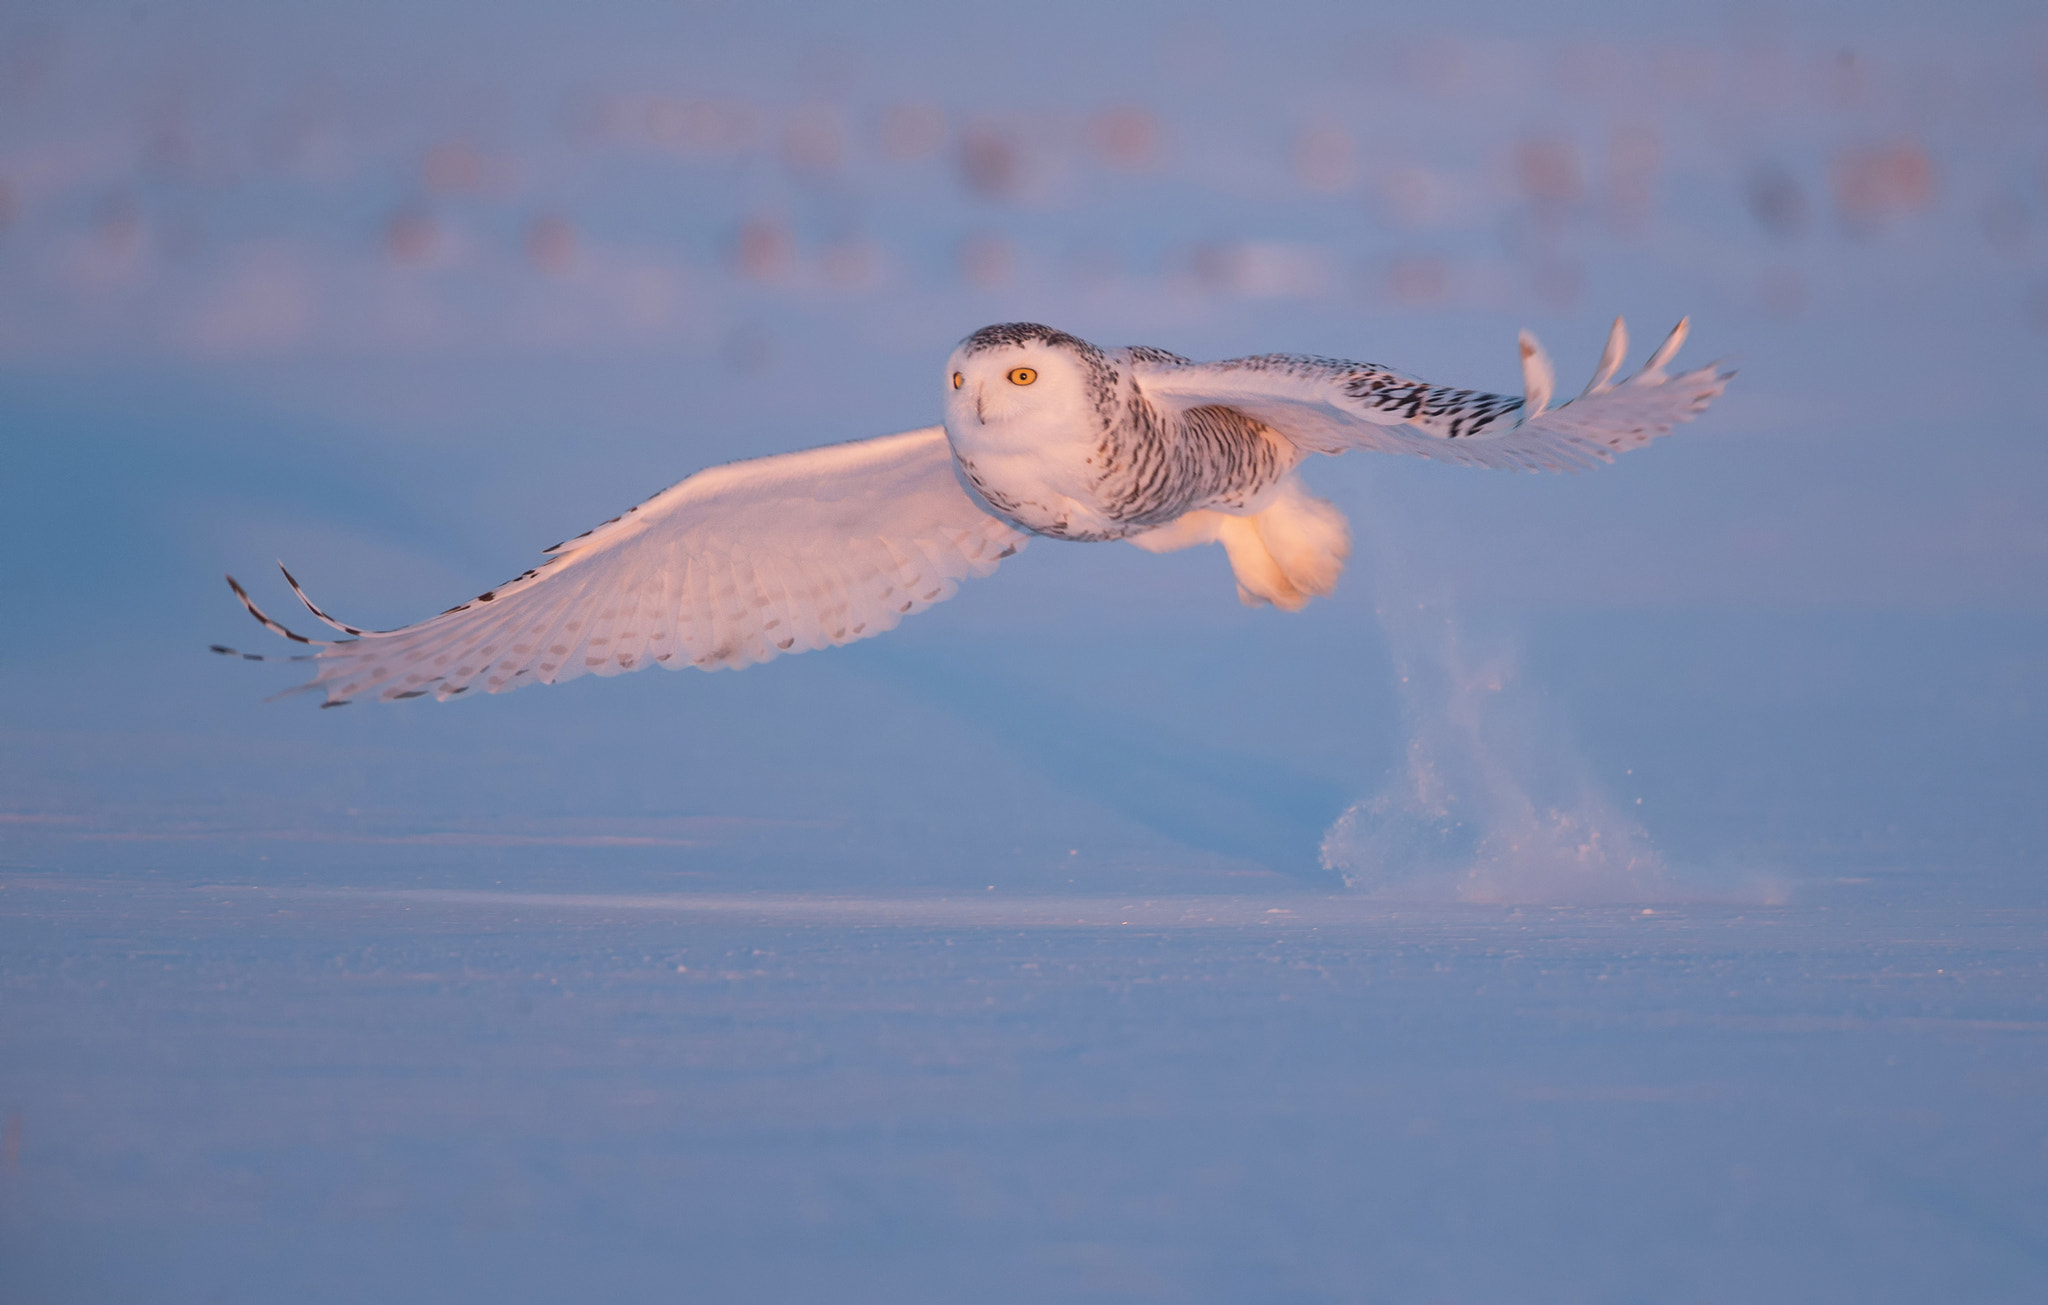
[3, 0, 2047, 1298]
[5, 880, 2047, 1302]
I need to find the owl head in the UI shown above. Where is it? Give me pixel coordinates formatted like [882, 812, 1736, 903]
[943, 323, 1116, 433]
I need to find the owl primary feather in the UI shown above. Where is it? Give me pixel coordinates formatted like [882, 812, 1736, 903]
[217, 318, 1731, 706]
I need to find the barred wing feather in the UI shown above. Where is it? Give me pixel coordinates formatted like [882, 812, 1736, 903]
[223, 427, 1026, 706]
[1137, 317, 1731, 473]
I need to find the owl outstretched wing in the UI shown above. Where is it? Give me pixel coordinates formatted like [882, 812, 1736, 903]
[216, 427, 1027, 706]
[1134, 318, 1731, 472]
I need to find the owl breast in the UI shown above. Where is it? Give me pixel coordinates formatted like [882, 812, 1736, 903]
[949, 438, 1121, 541]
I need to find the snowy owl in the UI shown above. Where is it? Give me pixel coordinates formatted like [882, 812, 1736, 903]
[218, 317, 1730, 706]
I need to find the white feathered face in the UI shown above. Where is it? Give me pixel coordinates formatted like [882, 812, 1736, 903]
[942, 328, 1099, 436]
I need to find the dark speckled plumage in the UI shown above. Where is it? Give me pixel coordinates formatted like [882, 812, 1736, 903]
[1096, 399, 1285, 528]
[1188, 352, 1525, 438]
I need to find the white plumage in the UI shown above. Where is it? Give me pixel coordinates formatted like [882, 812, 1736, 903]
[219, 317, 1730, 706]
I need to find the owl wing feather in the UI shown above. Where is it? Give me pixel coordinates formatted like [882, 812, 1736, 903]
[218, 427, 1027, 706]
[1136, 318, 1731, 472]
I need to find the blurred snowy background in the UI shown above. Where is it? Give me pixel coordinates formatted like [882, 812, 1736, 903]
[2, 0, 2045, 897]
[4, 1, 2048, 1300]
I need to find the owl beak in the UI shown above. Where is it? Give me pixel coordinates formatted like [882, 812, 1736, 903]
[974, 386, 985, 424]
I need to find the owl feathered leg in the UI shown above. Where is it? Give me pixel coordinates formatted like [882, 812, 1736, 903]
[1126, 476, 1351, 612]
[1216, 515, 1306, 609]
[1247, 479, 1349, 607]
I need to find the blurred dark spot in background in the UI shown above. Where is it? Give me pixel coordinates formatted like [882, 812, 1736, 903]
[1831, 141, 1935, 235]
[1088, 106, 1159, 171]
[526, 214, 576, 275]
[958, 124, 1021, 201]
[383, 210, 439, 266]
[1747, 163, 1809, 241]
[732, 216, 793, 282]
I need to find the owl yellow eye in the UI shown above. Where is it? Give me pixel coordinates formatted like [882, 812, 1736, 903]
[951, 371, 963, 389]
[1008, 367, 1037, 386]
